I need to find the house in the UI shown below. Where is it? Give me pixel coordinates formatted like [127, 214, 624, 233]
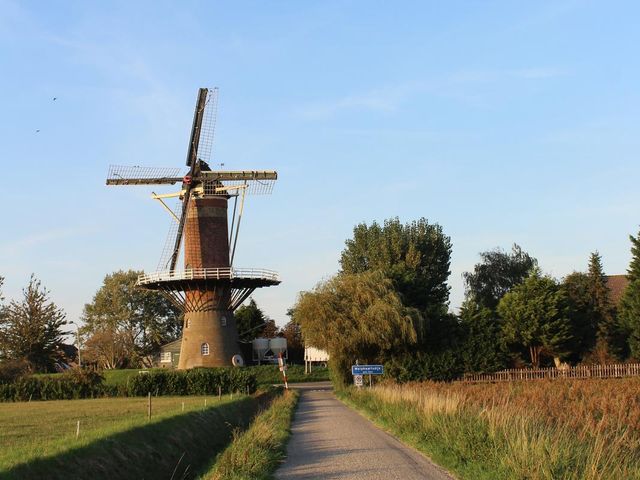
[606, 275, 629, 306]
[156, 339, 181, 368]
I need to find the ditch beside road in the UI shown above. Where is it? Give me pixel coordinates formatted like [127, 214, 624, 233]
[275, 382, 454, 480]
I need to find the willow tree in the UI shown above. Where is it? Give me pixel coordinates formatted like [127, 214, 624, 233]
[294, 271, 418, 385]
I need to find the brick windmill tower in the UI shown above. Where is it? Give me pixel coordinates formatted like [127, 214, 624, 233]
[106, 88, 279, 368]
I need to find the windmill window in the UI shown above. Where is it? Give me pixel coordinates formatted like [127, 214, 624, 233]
[185, 318, 190, 329]
[201, 343, 210, 356]
[221, 316, 227, 327]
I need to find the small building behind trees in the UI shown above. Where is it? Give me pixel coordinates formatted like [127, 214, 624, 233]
[156, 339, 181, 368]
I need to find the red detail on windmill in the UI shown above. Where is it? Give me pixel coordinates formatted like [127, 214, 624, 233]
[183, 175, 192, 185]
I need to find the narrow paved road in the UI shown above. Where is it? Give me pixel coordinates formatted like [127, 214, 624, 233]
[275, 382, 454, 480]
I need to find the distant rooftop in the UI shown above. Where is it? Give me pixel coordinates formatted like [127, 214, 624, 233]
[606, 275, 629, 305]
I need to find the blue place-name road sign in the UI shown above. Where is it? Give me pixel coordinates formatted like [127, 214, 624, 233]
[351, 365, 384, 375]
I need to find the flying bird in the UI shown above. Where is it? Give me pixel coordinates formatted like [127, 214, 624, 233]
[35, 129, 40, 133]
[53, 97, 57, 101]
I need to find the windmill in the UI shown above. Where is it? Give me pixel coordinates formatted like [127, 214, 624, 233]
[106, 88, 279, 368]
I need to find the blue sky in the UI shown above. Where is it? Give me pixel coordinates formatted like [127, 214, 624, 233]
[0, 0, 639, 328]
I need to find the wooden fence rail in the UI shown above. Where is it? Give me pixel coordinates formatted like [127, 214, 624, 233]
[461, 363, 640, 383]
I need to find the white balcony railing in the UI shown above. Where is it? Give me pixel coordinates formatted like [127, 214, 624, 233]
[137, 267, 280, 286]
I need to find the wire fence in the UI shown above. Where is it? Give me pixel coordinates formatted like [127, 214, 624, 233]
[461, 363, 640, 383]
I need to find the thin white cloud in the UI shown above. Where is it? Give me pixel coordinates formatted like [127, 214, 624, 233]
[0, 227, 96, 257]
[295, 83, 421, 119]
[296, 67, 566, 120]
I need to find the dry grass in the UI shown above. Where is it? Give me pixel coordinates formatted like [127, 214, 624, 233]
[342, 379, 640, 480]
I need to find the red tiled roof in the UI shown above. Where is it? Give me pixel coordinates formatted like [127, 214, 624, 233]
[606, 275, 629, 305]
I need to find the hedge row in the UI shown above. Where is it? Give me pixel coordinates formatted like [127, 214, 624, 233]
[0, 370, 107, 401]
[0, 368, 257, 402]
[126, 368, 257, 396]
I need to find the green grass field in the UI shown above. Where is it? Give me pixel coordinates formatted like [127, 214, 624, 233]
[0, 394, 258, 479]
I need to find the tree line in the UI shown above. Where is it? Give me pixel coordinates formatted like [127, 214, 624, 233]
[0, 271, 303, 374]
[292, 218, 640, 385]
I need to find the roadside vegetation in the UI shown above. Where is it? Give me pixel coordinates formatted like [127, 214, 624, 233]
[340, 379, 640, 479]
[246, 364, 329, 385]
[203, 388, 299, 479]
[294, 219, 640, 385]
[0, 394, 258, 479]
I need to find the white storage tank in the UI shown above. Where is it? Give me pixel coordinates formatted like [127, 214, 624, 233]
[269, 337, 287, 356]
[252, 337, 270, 361]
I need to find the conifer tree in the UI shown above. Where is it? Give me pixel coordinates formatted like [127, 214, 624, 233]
[0, 275, 68, 372]
[587, 252, 619, 361]
[497, 269, 572, 368]
[621, 228, 640, 358]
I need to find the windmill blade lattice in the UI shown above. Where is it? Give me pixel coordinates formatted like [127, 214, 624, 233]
[196, 88, 219, 165]
[107, 165, 183, 185]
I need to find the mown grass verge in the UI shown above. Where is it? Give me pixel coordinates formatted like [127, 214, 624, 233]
[202, 388, 300, 480]
[0, 394, 259, 479]
[339, 382, 640, 480]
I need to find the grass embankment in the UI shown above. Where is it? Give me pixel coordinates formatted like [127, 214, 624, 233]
[246, 364, 330, 386]
[0, 394, 258, 479]
[340, 379, 640, 480]
[203, 388, 300, 480]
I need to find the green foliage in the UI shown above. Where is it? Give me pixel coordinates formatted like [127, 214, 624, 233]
[81, 270, 181, 369]
[562, 272, 597, 361]
[463, 244, 537, 311]
[628, 228, 640, 280]
[235, 298, 267, 341]
[0, 369, 106, 401]
[0, 275, 68, 372]
[294, 270, 418, 386]
[126, 367, 257, 396]
[459, 300, 508, 373]
[585, 252, 625, 361]
[279, 319, 304, 363]
[497, 270, 572, 367]
[0, 359, 32, 383]
[340, 217, 452, 319]
[621, 228, 640, 358]
[385, 349, 463, 382]
[622, 280, 640, 359]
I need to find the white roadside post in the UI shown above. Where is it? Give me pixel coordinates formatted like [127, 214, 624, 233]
[278, 352, 288, 389]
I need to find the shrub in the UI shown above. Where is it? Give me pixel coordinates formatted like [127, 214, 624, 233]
[0, 369, 106, 401]
[0, 359, 32, 383]
[126, 368, 257, 396]
[385, 350, 464, 382]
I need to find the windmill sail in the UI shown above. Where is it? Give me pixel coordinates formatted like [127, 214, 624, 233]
[106, 165, 182, 185]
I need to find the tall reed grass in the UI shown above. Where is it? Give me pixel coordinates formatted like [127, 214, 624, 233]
[341, 379, 640, 479]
